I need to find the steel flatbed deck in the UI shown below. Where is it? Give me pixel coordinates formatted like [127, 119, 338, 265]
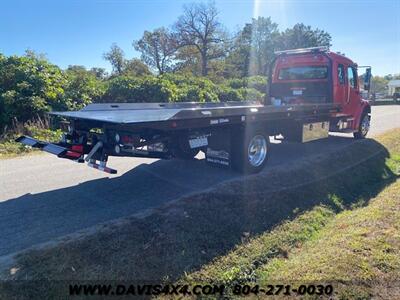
[13, 100, 342, 174]
[51, 102, 341, 131]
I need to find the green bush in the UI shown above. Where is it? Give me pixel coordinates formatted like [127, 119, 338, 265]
[217, 86, 245, 102]
[226, 78, 247, 89]
[0, 139, 31, 157]
[225, 76, 267, 94]
[25, 126, 63, 143]
[0, 125, 62, 157]
[247, 76, 268, 94]
[238, 87, 265, 102]
[161, 74, 220, 102]
[0, 54, 67, 127]
[0, 53, 107, 130]
[102, 74, 261, 103]
[102, 76, 178, 103]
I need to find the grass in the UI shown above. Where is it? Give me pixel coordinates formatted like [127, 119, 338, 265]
[180, 181, 400, 299]
[0, 121, 62, 158]
[256, 179, 400, 299]
[1, 129, 399, 299]
[182, 205, 336, 286]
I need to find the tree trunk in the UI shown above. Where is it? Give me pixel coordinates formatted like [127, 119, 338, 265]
[201, 51, 208, 76]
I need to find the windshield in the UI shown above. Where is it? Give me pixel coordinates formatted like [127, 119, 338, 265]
[278, 66, 328, 80]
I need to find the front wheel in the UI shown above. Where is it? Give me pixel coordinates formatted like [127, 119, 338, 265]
[353, 112, 370, 139]
[231, 128, 270, 174]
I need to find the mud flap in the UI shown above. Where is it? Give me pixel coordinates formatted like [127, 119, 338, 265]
[205, 129, 231, 168]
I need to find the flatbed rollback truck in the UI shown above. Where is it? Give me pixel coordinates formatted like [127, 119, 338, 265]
[17, 47, 372, 174]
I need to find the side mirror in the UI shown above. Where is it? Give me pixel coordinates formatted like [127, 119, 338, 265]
[364, 67, 372, 91]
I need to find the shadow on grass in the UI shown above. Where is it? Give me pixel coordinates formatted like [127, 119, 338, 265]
[1, 136, 398, 299]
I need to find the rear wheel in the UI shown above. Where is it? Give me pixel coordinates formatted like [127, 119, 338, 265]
[353, 112, 370, 139]
[232, 127, 269, 174]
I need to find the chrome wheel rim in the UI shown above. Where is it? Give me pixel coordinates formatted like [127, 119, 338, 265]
[247, 135, 267, 167]
[360, 115, 370, 136]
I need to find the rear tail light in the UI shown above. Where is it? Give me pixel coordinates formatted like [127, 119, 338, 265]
[121, 135, 135, 144]
[65, 151, 82, 159]
[71, 145, 83, 153]
[113, 133, 139, 146]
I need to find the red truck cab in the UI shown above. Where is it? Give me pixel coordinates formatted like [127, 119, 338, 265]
[269, 47, 371, 139]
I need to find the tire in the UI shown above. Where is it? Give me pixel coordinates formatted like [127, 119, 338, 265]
[172, 135, 200, 160]
[231, 127, 270, 174]
[353, 112, 370, 139]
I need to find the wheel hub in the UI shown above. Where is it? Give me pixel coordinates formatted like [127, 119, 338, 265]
[247, 135, 267, 167]
[360, 115, 370, 136]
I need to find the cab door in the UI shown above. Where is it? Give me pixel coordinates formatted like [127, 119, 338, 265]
[343, 65, 361, 115]
[335, 63, 346, 103]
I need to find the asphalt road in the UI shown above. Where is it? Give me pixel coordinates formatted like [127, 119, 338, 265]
[0, 105, 399, 257]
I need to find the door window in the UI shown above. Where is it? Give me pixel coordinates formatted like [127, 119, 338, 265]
[347, 67, 357, 88]
[338, 64, 345, 84]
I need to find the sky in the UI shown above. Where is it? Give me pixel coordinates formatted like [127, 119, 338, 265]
[1, 0, 399, 76]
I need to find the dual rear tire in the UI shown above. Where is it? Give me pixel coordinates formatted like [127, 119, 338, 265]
[231, 127, 270, 174]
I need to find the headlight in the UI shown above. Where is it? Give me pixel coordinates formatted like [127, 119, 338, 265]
[115, 133, 120, 143]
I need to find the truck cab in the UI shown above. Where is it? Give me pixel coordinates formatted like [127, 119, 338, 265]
[269, 47, 371, 139]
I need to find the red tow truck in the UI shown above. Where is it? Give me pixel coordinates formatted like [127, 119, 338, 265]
[17, 47, 372, 174]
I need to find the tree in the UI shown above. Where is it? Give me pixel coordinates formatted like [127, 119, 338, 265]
[103, 43, 126, 75]
[134, 27, 177, 74]
[173, 45, 202, 75]
[249, 17, 280, 75]
[174, 1, 225, 76]
[64, 66, 105, 109]
[278, 23, 332, 50]
[224, 25, 252, 78]
[124, 59, 152, 76]
[103, 44, 151, 76]
[66, 65, 87, 73]
[227, 17, 279, 77]
[370, 76, 389, 94]
[89, 67, 108, 79]
[384, 74, 400, 81]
